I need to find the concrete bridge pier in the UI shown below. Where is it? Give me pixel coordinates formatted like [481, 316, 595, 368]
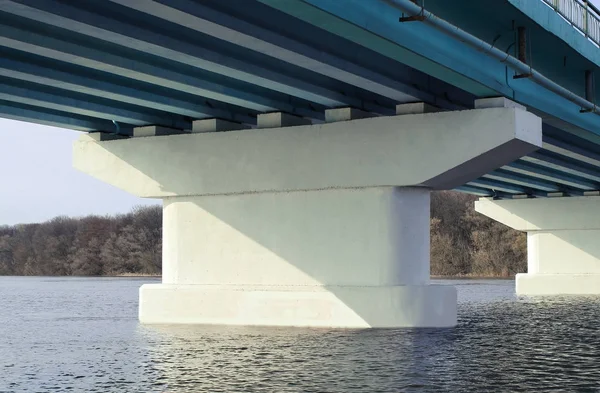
[73, 102, 541, 327]
[476, 197, 600, 295]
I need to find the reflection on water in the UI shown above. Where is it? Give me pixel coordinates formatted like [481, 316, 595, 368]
[1, 278, 600, 392]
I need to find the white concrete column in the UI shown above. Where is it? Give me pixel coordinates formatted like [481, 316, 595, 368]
[475, 196, 600, 295]
[152, 186, 455, 327]
[74, 106, 541, 327]
[161, 187, 431, 287]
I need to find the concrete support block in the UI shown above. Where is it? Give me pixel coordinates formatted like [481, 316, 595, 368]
[74, 107, 542, 197]
[73, 107, 544, 327]
[474, 97, 526, 111]
[192, 118, 249, 133]
[145, 187, 456, 327]
[395, 102, 439, 115]
[257, 112, 311, 128]
[516, 273, 600, 295]
[161, 187, 431, 286]
[133, 125, 187, 137]
[139, 283, 456, 328]
[325, 107, 376, 122]
[475, 196, 600, 295]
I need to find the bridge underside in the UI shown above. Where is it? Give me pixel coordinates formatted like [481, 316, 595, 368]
[3, 0, 600, 325]
[74, 103, 541, 327]
[1, 0, 600, 198]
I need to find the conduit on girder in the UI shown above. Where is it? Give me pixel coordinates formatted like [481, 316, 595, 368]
[389, 0, 599, 114]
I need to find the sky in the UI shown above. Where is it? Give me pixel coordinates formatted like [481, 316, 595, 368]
[0, 119, 158, 225]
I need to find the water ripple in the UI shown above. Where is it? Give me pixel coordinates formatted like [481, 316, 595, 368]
[1, 278, 600, 392]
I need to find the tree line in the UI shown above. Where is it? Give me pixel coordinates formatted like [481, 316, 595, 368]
[0, 205, 161, 276]
[430, 191, 526, 276]
[0, 192, 526, 277]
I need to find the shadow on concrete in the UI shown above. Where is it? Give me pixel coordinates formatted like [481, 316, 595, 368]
[542, 231, 600, 274]
[82, 134, 463, 326]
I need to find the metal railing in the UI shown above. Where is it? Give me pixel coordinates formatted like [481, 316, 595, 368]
[542, 0, 600, 46]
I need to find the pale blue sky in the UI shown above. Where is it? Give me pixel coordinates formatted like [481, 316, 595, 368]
[0, 119, 158, 225]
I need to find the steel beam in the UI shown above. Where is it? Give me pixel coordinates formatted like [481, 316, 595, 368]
[467, 178, 528, 194]
[454, 185, 493, 196]
[0, 80, 191, 129]
[523, 151, 600, 183]
[0, 99, 132, 133]
[109, 0, 425, 104]
[0, 22, 311, 116]
[482, 169, 560, 192]
[543, 135, 600, 168]
[503, 160, 598, 191]
[0, 0, 356, 111]
[0, 55, 256, 124]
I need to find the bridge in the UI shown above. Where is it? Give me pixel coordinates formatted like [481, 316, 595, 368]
[1, 0, 600, 328]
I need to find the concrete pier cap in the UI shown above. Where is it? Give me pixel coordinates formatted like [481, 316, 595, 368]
[74, 104, 542, 328]
[476, 196, 600, 295]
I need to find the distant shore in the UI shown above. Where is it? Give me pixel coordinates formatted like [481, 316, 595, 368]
[431, 274, 513, 279]
[117, 274, 510, 279]
[1, 193, 527, 278]
[3, 274, 512, 279]
[114, 273, 161, 278]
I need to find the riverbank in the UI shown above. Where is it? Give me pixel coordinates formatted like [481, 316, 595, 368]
[114, 273, 161, 278]
[1, 193, 527, 277]
[431, 274, 514, 279]
[0, 274, 512, 279]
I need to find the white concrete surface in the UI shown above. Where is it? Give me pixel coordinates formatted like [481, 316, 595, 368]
[162, 187, 430, 286]
[475, 196, 600, 231]
[257, 112, 311, 128]
[476, 197, 600, 295]
[73, 109, 542, 327]
[74, 107, 542, 197]
[395, 102, 439, 115]
[474, 97, 526, 111]
[133, 125, 186, 137]
[139, 283, 457, 328]
[156, 187, 457, 327]
[325, 107, 375, 122]
[516, 273, 600, 295]
[192, 119, 248, 133]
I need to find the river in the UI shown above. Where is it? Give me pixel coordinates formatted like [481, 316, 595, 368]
[1, 277, 600, 392]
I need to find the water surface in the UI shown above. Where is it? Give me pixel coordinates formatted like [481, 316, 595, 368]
[1, 277, 600, 392]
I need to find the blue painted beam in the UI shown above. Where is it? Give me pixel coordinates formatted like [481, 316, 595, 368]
[482, 169, 560, 192]
[260, 0, 502, 97]
[0, 79, 191, 129]
[0, 20, 322, 118]
[503, 160, 599, 191]
[454, 185, 493, 197]
[264, 0, 600, 140]
[0, 99, 132, 133]
[205, 0, 475, 110]
[467, 178, 529, 194]
[1, 0, 353, 112]
[540, 122, 600, 147]
[111, 0, 427, 105]
[458, 184, 519, 200]
[523, 151, 600, 182]
[453, 184, 514, 199]
[543, 135, 600, 168]
[0, 55, 256, 124]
